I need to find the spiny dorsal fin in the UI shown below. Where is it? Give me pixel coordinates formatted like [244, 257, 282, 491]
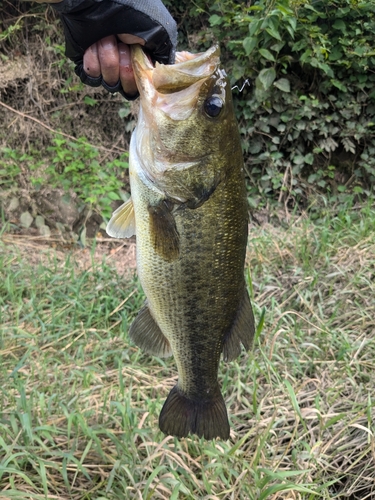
[223, 286, 255, 362]
[148, 200, 179, 262]
[106, 198, 135, 238]
[129, 302, 172, 358]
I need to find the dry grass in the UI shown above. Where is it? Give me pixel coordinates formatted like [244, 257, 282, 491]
[1, 201, 375, 499]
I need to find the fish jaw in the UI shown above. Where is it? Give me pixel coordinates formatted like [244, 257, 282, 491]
[132, 44, 219, 124]
[131, 43, 220, 103]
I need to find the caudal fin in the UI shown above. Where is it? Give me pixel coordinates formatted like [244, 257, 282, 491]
[159, 385, 230, 440]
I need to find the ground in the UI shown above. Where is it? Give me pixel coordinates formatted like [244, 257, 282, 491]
[1, 204, 375, 499]
[1, 232, 137, 276]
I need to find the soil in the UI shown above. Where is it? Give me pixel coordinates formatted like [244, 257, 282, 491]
[1, 231, 137, 276]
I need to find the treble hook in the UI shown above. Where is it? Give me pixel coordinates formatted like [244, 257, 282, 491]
[231, 79, 251, 92]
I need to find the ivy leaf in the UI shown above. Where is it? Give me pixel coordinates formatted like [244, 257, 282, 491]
[259, 49, 275, 61]
[285, 25, 296, 39]
[333, 19, 346, 31]
[293, 155, 305, 165]
[209, 14, 222, 26]
[331, 79, 347, 92]
[266, 16, 282, 39]
[257, 68, 276, 90]
[107, 191, 121, 201]
[273, 78, 290, 92]
[287, 16, 297, 32]
[329, 46, 343, 61]
[270, 41, 285, 52]
[319, 63, 334, 78]
[249, 19, 261, 37]
[254, 87, 268, 102]
[243, 37, 258, 55]
[304, 153, 314, 165]
[249, 141, 263, 154]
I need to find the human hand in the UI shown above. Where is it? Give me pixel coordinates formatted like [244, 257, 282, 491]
[83, 34, 144, 98]
[51, 0, 177, 100]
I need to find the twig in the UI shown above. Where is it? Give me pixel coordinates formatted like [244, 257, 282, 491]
[0, 99, 126, 154]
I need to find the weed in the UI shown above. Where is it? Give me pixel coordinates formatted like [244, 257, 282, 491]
[1, 200, 375, 498]
[0, 137, 129, 222]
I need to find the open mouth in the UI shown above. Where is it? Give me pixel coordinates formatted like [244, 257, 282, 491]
[131, 44, 221, 121]
[131, 44, 220, 95]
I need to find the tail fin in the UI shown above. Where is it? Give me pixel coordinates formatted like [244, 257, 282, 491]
[159, 385, 230, 440]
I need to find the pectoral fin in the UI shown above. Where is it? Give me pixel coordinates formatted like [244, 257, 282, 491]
[223, 287, 255, 362]
[129, 302, 172, 358]
[106, 198, 135, 238]
[148, 200, 179, 262]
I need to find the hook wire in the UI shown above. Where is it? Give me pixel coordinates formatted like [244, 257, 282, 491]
[231, 79, 251, 92]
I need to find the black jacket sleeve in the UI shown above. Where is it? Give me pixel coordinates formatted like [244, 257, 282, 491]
[52, 0, 177, 99]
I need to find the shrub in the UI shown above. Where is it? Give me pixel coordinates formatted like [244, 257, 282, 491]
[169, 0, 375, 206]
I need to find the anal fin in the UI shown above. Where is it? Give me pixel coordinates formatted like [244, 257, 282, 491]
[223, 287, 255, 362]
[106, 197, 135, 238]
[129, 302, 172, 358]
[159, 385, 230, 440]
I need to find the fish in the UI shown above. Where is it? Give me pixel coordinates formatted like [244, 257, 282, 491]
[107, 44, 255, 440]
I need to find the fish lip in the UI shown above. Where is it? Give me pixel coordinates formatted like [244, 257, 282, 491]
[131, 44, 221, 104]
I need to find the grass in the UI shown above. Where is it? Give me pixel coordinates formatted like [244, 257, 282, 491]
[1, 200, 375, 499]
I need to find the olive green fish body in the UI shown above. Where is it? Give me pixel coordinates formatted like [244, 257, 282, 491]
[107, 45, 255, 439]
[132, 145, 248, 380]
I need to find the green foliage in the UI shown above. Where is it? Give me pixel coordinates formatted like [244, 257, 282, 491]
[0, 149, 25, 187]
[47, 40, 85, 94]
[41, 137, 128, 219]
[2, 0, 375, 211]
[0, 14, 23, 43]
[0, 138, 128, 220]
[170, 0, 375, 206]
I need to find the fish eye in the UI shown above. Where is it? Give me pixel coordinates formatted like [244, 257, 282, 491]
[204, 96, 223, 118]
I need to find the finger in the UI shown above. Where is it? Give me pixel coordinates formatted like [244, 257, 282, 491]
[83, 43, 101, 77]
[98, 35, 120, 86]
[118, 43, 138, 96]
[117, 34, 146, 46]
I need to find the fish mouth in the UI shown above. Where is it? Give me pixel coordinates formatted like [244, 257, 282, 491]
[131, 44, 220, 120]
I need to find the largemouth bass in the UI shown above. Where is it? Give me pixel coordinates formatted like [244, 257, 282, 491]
[107, 44, 255, 440]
